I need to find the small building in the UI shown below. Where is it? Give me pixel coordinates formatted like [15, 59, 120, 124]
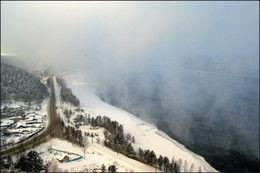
[61, 155, 70, 162]
[28, 114, 36, 118]
[56, 154, 70, 162]
[1, 119, 14, 127]
[16, 121, 27, 128]
[8, 106, 24, 114]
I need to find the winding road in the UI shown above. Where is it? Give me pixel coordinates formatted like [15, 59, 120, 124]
[1, 77, 58, 157]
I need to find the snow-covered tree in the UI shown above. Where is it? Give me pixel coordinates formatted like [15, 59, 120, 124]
[126, 133, 131, 141]
[16, 150, 44, 171]
[101, 164, 106, 173]
[189, 163, 194, 172]
[108, 164, 117, 173]
[83, 136, 89, 159]
[158, 155, 163, 170]
[148, 150, 157, 166]
[184, 160, 188, 172]
[126, 143, 136, 159]
[138, 148, 144, 162]
[198, 166, 202, 172]
[131, 136, 135, 143]
[163, 156, 170, 171]
[178, 159, 183, 171]
[26, 150, 44, 171]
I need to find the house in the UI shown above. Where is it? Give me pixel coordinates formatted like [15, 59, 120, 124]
[56, 154, 70, 162]
[1, 106, 26, 116]
[1, 119, 14, 127]
[16, 121, 27, 128]
[28, 114, 36, 118]
[8, 106, 23, 114]
[61, 155, 70, 162]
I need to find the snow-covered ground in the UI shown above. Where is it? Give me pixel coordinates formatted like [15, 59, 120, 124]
[31, 126, 157, 172]
[8, 75, 217, 172]
[60, 74, 218, 172]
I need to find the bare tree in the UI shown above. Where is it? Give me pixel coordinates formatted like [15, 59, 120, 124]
[178, 159, 183, 171]
[198, 166, 202, 172]
[184, 160, 188, 172]
[126, 133, 131, 141]
[82, 136, 89, 159]
[189, 163, 194, 172]
[91, 132, 94, 144]
[131, 136, 135, 143]
[96, 137, 101, 144]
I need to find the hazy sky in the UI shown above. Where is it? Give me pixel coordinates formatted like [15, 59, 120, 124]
[1, 1, 259, 76]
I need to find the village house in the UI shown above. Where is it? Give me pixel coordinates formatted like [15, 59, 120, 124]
[1, 106, 26, 116]
[16, 121, 27, 128]
[1, 119, 15, 128]
[56, 153, 70, 162]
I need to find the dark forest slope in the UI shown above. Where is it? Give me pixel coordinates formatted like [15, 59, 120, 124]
[1, 63, 49, 103]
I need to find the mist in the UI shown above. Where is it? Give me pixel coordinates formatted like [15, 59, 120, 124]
[1, 1, 259, 170]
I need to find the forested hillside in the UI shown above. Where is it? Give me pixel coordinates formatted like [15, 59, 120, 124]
[1, 63, 49, 103]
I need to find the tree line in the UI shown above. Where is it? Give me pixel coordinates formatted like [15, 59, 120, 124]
[53, 117, 84, 147]
[88, 115, 184, 172]
[56, 77, 80, 106]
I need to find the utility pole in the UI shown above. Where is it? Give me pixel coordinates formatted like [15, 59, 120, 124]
[83, 136, 88, 159]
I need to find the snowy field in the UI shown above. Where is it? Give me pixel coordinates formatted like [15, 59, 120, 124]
[31, 126, 157, 172]
[61, 74, 218, 172]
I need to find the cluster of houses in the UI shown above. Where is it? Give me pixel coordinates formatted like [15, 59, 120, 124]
[1, 104, 42, 117]
[1, 105, 27, 117]
[0, 105, 47, 149]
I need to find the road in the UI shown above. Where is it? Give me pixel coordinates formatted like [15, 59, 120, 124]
[1, 77, 58, 157]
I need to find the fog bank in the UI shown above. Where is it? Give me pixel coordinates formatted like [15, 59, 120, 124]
[1, 1, 259, 170]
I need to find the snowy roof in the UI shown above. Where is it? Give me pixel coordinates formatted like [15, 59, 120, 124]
[8, 128, 23, 133]
[27, 116, 41, 121]
[28, 114, 36, 117]
[33, 123, 43, 128]
[1, 119, 14, 126]
[16, 121, 27, 128]
[35, 115, 42, 119]
[55, 153, 66, 160]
